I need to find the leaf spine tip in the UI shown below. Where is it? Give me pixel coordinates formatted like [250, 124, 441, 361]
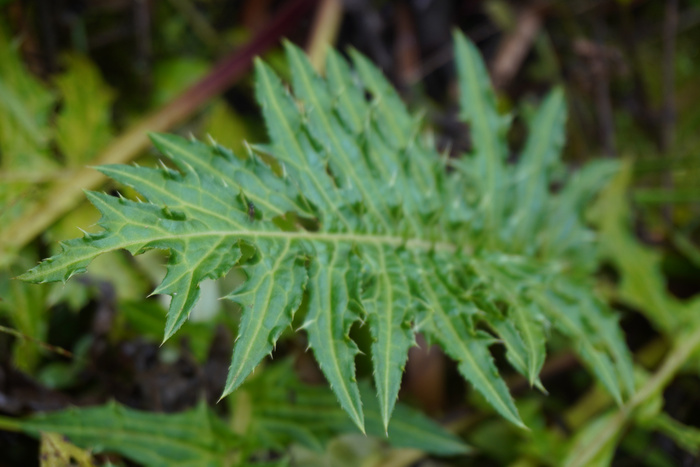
[183, 160, 196, 174]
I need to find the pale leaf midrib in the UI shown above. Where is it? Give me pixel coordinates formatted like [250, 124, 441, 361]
[348, 80, 429, 236]
[29, 227, 459, 281]
[377, 246, 393, 425]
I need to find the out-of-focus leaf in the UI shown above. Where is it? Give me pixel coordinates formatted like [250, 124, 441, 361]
[564, 411, 621, 467]
[36, 336, 91, 390]
[242, 361, 470, 456]
[151, 58, 209, 107]
[0, 27, 56, 172]
[289, 434, 384, 467]
[593, 162, 684, 333]
[642, 412, 700, 454]
[0, 27, 57, 229]
[54, 54, 114, 165]
[4, 400, 242, 467]
[0, 253, 48, 371]
[203, 100, 253, 156]
[0, 30, 116, 256]
[121, 300, 215, 362]
[618, 428, 678, 467]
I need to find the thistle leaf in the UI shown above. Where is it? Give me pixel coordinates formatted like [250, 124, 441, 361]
[21, 32, 634, 432]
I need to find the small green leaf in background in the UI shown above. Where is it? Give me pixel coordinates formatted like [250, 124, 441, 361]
[204, 100, 254, 156]
[54, 54, 114, 165]
[0, 252, 48, 371]
[151, 58, 209, 107]
[593, 161, 687, 334]
[0, 27, 56, 172]
[0, 27, 57, 230]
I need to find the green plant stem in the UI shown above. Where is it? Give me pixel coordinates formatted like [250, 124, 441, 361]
[0, 324, 72, 358]
[0, 0, 315, 268]
[0, 416, 21, 433]
[567, 325, 700, 467]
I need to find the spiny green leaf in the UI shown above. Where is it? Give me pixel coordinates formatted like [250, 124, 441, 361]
[21, 32, 634, 432]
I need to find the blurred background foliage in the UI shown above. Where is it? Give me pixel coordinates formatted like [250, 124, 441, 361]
[1, 0, 700, 466]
